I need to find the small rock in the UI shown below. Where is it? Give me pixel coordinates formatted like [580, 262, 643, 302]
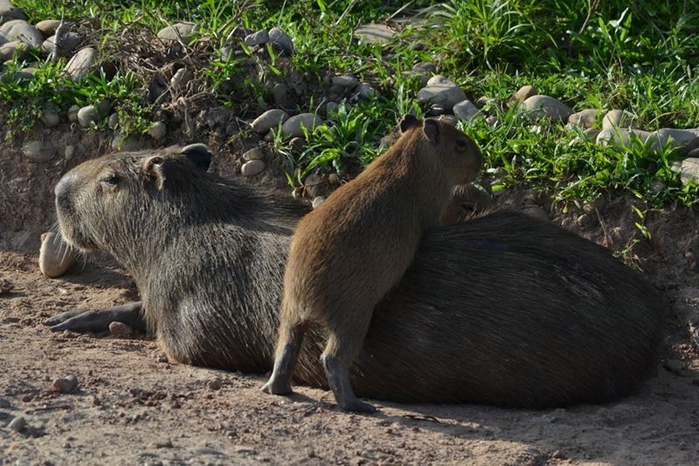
[353, 83, 376, 100]
[40, 110, 60, 127]
[332, 75, 358, 88]
[41, 31, 80, 58]
[156, 22, 198, 45]
[0, 19, 42, 47]
[327, 173, 339, 185]
[679, 158, 699, 186]
[64, 145, 76, 159]
[282, 113, 323, 138]
[170, 67, 193, 92]
[0, 398, 10, 408]
[416, 75, 467, 112]
[325, 101, 339, 116]
[453, 99, 483, 123]
[39, 231, 76, 278]
[22, 140, 55, 162]
[207, 378, 222, 390]
[290, 137, 305, 153]
[520, 95, 573, 122]
[109, 321, 135, 338]
[243, 148, 264, 161]
[244, 29, 268, 47]
[0, 39, 27, 60]
[251, 109, 289, 134]
[268, 27, 293, 55]
[305, 173, 322, 187]
[312, 196, 325, 209]
[64, 47, 97, 81]
[0, 0, 26, 22]
[107, 112, 119, 129]
[568, 109, 599, 129]
[596, 128, 652, 149]
[650, 128, 699, 152]
[148, 121, 167, 140]
[51, 374, 78, 393]
[602, 109, 640, 130]
[77, 105, 98, 127]
[241, 159, 265, 177]
[111, 133, 142, 152]
[67, 104, 80, 122]
[35, 19, 61, 36]
[354, 23, 395, 44]
[508, 85, 538, 107]
[8, 416, 26, 432]
[412, 62, 437, 74]
[326, 84, 345, 102]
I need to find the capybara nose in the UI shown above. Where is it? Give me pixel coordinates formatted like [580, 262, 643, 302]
[55, 172, 76, 205]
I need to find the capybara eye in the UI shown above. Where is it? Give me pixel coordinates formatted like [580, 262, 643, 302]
[455, 139, 469, 150]
[99, 174, 119, 186]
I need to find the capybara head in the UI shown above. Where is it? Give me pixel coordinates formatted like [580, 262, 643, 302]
[398, 115, 483, 185]
[54, 144, 214, 254]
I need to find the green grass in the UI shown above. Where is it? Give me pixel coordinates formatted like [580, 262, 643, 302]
[4, 0, 699, 208]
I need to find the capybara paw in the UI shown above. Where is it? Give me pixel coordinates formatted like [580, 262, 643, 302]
[260, 379, 292, 396]
[339, 398, 376, 413]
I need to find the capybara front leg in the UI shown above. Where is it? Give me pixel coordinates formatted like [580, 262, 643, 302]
[261, 319, 305, 395]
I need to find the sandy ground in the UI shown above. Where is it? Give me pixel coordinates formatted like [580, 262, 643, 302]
[1, 244, 699, 465]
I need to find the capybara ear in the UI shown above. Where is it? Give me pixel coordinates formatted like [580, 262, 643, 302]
[181, 144, 212, 172]
[399, 114, 420, 133]
[142, 155, 167, 190]
[422, 119, 441, 146]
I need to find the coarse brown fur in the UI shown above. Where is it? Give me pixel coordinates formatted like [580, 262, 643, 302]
[50, 144, 664, 410]
[262, 116, 483, 411]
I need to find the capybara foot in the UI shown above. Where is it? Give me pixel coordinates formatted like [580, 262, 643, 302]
[338, 397, 376, 413]
[260, 378, 292, 396]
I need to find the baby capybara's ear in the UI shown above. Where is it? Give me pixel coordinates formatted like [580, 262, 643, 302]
[422, 119, 441, 146]
[399, 114, 421, 133]
[180, 143, 212, 172]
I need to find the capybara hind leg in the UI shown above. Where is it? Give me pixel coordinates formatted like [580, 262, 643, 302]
[321, 318, 375, 413]
[261, 319, 305, 395]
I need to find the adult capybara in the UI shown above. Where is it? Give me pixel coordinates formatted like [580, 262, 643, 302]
[262, 116, 483, 412]
[49, 144, 664, 409]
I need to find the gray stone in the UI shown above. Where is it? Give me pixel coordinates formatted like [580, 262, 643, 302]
[412, 62, 437, 74]
[40, 110, 60, 127]
[107, 112, 119, 129]
[67, 105, 80, 122]
[39, 231, 76, 278]
[568, 109, 599, 129]
[77, 105, 98, 127]
[241, 159, 265, 177]
[602, 109, 640, 130]
[282, 113, 323, 138]
[243, 148, 264, 161]
[0, 0, 26, 23]
[268, 27, 293, 55]
[0, 19, 42, 47]
[312, 196, 325, 209]
[8, 416, 26, 432]
[596, 127, 652, 149]
[651, 128, 699, 151]
[453, 99, 484, 123]
[328, 173, 339, 185]
[170, 67, 193, 92]
[41, 31, 80, 57]
[509, 85, 538, 107]
[111, 133, 142, 152]
[0, 39, 26, 60]
[521, 95, 573, 122]
[157, 22, 199, 45]
[354, 23, 395, 44]
[22, 140, 55, 162]
[331, 75, 358, 88]
[290, 137, 305, 153]
[51, 374, 78, 393]
[325, 101, 339, 116]
[148, 121, 167, 140]
[64, 47, 97, 81]
[64, 145, 76, 159]
[251, 109, 289, 134]
[417, 75, 467, 112]
[35, 19, 61, 36]
[354, 83, 376, 100]
[678, 158, 699, 185]
[244, 30, 268, 47]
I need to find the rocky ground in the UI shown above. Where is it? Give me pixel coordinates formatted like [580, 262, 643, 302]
[2, 2, 699, 464]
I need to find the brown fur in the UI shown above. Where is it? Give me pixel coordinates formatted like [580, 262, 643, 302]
[262, 116, 482, 411]
[50, 144, 664, 411]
